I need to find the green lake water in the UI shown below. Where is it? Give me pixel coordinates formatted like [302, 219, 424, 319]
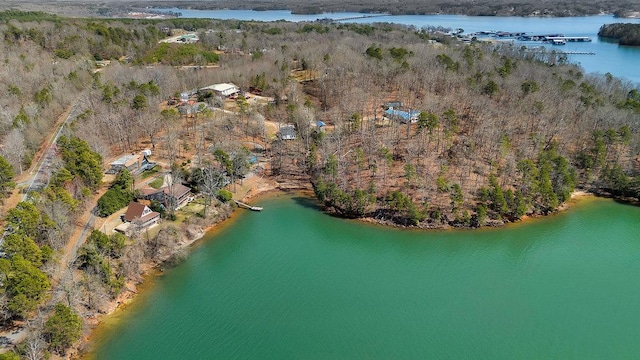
[90, 194, 640, 359]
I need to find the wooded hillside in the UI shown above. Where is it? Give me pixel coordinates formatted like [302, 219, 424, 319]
[1, 12, 639, 227]
[296, 30, 640, 226]
[0, 11, 639, 356]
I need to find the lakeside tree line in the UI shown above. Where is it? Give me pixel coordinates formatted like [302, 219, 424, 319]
[599, 23, 640, 46]
[0, 10, 638, 357]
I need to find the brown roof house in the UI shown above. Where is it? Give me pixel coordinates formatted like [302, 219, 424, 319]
[140, 183, 192, 211]
[115, 201, 160, 235]
[163, 183, 192, 209]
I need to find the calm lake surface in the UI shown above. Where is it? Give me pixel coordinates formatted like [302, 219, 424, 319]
[156, 9, 640, 85]
[91, 195, 640, 359]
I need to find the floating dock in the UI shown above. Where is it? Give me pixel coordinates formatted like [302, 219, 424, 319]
[544, 36, 592, 43]
[471, 31, 592, 43]
[518, 34, 563, 41]
[235, 200, 263, 211]
[519, 35, 592, 42]
[524, 49, 595, 55]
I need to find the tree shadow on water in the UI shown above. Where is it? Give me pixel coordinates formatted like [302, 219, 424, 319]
[290, 195, 358, 222]
[291, 196, 321, 210]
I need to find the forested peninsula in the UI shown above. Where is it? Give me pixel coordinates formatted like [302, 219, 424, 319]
[599, 23, 640, 46]
[0, 9, 639, 358]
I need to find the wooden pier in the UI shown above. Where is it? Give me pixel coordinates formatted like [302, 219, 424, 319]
[235, 200, 263, 211]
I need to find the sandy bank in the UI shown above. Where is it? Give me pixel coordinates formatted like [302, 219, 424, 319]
[570, 190, 594, 199]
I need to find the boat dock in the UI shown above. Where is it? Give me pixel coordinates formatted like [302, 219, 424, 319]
[558, 51, 595, 55]
[470, 31, 592, 43]
[544, 36, 592, 43]
[519, 35, 592, 43]
[524, 49, 595, 55]
[517, 34, 563, 41]
[235, 200, 263, 211]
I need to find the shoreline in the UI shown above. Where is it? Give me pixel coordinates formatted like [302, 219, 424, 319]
[338, 190, 600, 231]
[142, 5, 628, 19]
[77, 187, 614, 357]
[77, 177, 308, 358]
[3, 1, 635, 19]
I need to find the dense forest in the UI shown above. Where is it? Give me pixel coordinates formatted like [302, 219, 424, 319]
[599, 23, 640, 46]
[298, 35, 640, 227]
[0, 10, 639, 358]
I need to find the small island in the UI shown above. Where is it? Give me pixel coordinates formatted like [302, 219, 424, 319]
[599, 23, 640, 46]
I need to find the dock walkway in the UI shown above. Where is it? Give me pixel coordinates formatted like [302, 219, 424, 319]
[235, 200, 263, 211]
[542, 36, 592, 42]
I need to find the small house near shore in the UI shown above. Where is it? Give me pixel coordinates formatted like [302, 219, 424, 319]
[139, 183, 192, 210]
[163, 183, 192, 209]
[115, 201, 160, 234]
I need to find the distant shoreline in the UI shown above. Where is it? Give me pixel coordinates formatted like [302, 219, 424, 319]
[133, 2, 635, 19]
[2, 0, 639, 19]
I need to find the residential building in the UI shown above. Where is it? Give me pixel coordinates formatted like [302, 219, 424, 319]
[107, 154, 140, 174]
[115, 201, 160, 234]
[140, 183, 192, 210]
[163, 183, 192, 209]
[278, 124, 297, 140]
[199, 83, 240, 98]
[107, 152, 155, 174]
[384, 108, 420, 124]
